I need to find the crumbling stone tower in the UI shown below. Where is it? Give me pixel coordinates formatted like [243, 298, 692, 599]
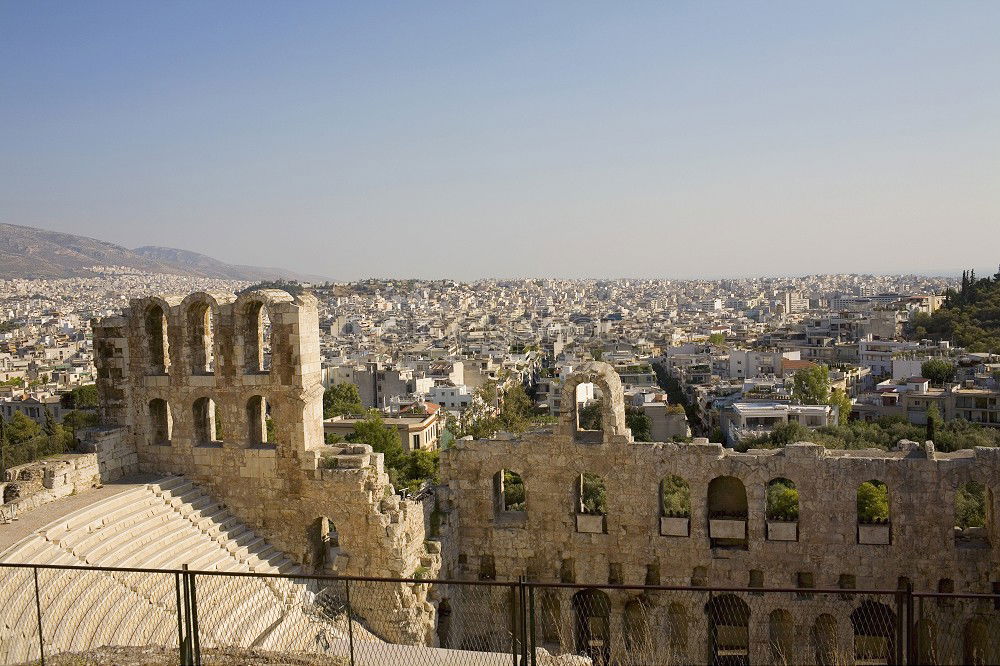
[92, 289, 438, 643]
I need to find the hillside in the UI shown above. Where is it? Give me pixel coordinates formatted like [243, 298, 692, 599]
[909, 267, 1000, 353]
[0, 223, 326, 282]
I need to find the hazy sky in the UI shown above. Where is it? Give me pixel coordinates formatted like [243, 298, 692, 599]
[2, 2, 998, 280]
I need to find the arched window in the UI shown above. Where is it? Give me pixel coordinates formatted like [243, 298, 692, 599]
[766, 478, 799, 541]
[575, 382, 603, 443]
[769, 608, 795, 663]
[244, 302, 273, 373]
[623, 597, 652, 658]
[955, 481, 988, 545]
[851, 601, 895, 665]
[575, 473, 607, 534]
[144, 304, 169, 374]
[187, 302, 214, 374]
[857, 480, 891, 544]
[493, 470, 525, 513]
[660, 474, 691, 536]
[706, 594, 750, 664]
[964, 617, 992, 666]
[707, 476, 748, 548]
[192, 397, 218, 446]
[572, 589, 610, 665]
[149, 399, 171, 446]
[812, 614, 838, 666]
[246, 395, 272, 447]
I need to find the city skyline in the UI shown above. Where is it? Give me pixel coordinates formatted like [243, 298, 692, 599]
[2, 2, 999, 280]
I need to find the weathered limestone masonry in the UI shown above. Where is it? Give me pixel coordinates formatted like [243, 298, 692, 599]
[92, 290, 439, 644]
[0, 428, 136, 519]
[439, 362, 1000, 661]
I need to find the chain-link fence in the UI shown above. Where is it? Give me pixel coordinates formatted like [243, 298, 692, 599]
[1, 563, 998, 665]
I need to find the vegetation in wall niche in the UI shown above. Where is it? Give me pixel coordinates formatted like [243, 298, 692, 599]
[765, 481, 799, 522]
[661, 475, 691, 517]
[502, 471, 525, 511]
[580, 473, 607, 515]
[857, 481, 890, 524]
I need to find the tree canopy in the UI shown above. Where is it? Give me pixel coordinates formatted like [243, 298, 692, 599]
[793, 364, 830, 405]
[909, 266, 1000, 353]
[920, 359, 956, 386]
[323, 383, 363, 418]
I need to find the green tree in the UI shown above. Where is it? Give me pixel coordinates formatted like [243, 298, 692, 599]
[708, 333, 726, 346]
[827, 388, 852, 425]
[591, 347, 604, 361]
[921, 359, 956, 386]
[43, 408, 56, 437]
[61, 384, 99, 410]
[925, 403, 941, 442]
[498, 384, 533, 434]
[6, 412, 42, 446]
[793, 364, 830, 405]
[348, 411, 404, 470]
[62, 410, 99, 438]
[857, 481, 890, 524]
[502, 470, 525, 510]
[626, 408, 652, 441]
[323, 383, 363, 418]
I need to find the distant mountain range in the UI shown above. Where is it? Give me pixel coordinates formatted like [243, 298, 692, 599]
[0, 223, 327, 282]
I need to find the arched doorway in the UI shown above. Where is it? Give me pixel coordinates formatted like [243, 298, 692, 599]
[706, 594, 750, 665]
[851, 601, 895, 664]
[573, 588, 610, 665]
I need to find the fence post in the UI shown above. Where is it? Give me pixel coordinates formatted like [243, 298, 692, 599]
[528, 583, 537, 666]
[519, 577, 528, 664]
[33, 566, 44, 666]
[344, 579, 356, 666]
[905, 581, 915, 665]
[510, 582, 519, 666]
[189, 570, 201, 666]
[175, 572, 185, 666]
[893, 585, 904, 665]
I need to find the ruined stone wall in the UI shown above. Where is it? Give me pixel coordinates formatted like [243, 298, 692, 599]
[438, 362, 1000, 660]
[0, 428, 136, 519]
[92, 290, 438, 643]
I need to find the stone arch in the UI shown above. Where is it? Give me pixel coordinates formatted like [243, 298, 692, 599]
[143, 302, 170, 374]
[812, 614, 838, 666]
[851, 601, 895, 665]
[246, 395, 272, 447]
[559, 362, 627, 442]
[964, 616, 992, 665]
[493, 469, 525, 513]
[705, 594, 749, 664]
[707, 475, 748, 548]
[191, 397, 218, 446]
[768, 608, 795, 663]
[148, 398, 171, 445]
[181, 293, 224, 375]
[623, 596, 652, 657]
[572, 589, 610, 665]
[235, 289, 293, 374]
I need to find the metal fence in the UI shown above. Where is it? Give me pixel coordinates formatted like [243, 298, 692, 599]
[0, 562, 997, 665]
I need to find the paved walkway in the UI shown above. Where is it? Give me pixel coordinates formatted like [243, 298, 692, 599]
[0, 474, 161, 555]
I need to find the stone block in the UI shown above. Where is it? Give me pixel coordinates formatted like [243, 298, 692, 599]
[857, 523, 891, 545]
[709, 518, 746, 540]
[660, 516, 690, 537]
[766, 521, 798, 541]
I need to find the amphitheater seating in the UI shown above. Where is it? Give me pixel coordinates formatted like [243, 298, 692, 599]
[0, 476, 350, 663]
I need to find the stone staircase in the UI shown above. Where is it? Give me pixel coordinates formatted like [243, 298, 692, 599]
[0, 476, 359, 663]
